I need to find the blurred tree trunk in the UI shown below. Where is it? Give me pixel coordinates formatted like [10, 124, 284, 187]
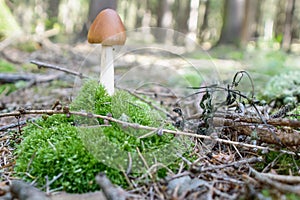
[88, 0, 117, 25]
[155, 0, 173, 42]
[187, 0, 200, 37]
[78, 0, 117, 41]
[259, 0, 278, 41]
[48, 0, 60, 18]
[173, 0, 190, 34]
[218, 0, 246, 45]
[198, 0, 210, 42]
[135, 1, 147, 28]
[274, 0, 286, 42]
[282, 0, 295, 51]
[241, 0, 258, 46]
[200, 0, 210, 33]
[173, 0, 190, 45]
[123, 0, 137, 30]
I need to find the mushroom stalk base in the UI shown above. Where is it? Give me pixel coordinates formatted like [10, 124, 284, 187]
[100, 46, 114, 95]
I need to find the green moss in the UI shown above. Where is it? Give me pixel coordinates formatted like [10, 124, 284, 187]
[261, 71, 300, 105]
[255, 151, 300, 175]
[0, 83, 16, 96]
[15, 79, 187, 193]
[22, 63, 43, 73]
[15, 115, 126, 192]
[15, 41, 39, 53]
[0, 59, 16, 72]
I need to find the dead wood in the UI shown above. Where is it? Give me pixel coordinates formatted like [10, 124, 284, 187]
[219, 113, 300, 128]
[0, 180, 107, 200]
[30, 60, 88, 79]
[250, 168, 300, 195]
[0, 73, 60, 84]
[213, 117, 300, 146]
[50, 191, 106, 200]
[95, 173, 127, 200]
[191, 156, 262, 173]
[0, 28, 59, 52]
[9, 180, 51, 200]
[0, 109, 299, 156]
[0, 74, 34, 84]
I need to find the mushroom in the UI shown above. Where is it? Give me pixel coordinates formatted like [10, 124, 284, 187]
[87, 9, 126, 95]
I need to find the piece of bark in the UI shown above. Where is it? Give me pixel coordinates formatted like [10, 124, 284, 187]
[213, 117, 300, 146]
[50, 191, 106, 200]
[10, 180, 51, 200]
[0, 73, 60, 84]
[0, 74, 34, 83]
[95, 173, 127, 200]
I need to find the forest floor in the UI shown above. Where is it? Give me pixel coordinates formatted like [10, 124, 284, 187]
[0, 40, 300, 200]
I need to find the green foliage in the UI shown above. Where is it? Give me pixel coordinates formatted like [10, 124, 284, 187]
[209, 45, 245, 60]
[167, 69, 203, 89]
[0, 59, 18, 96]
[247, 50, 287, 76]
[291, 106, 300, 120]
[0, 83, 16, 96]
[15, 79, 184, 193]
[255, 151, 300, 175]
[0, 0, 21, 39]
[15, 114, 126, 193]
[262, 71, 300, 105]
[15, 41, 39, 52]
[0, 59, 16, 72]
[78, 83, 183, 174]
[182, 73, 203, 87]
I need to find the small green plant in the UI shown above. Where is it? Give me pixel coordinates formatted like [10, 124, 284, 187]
[14, 115, 124, 193]
[255, 151, 300, 175]
[261, 71, 300, 106]
[15, 79, 184, 193]
[0, 83, 16, 96]
[0, 59, 16, 73]
[15, 41, 39, 53]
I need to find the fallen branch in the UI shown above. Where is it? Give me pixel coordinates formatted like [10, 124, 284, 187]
[0, 74, 34, 83]
[0, 73, 61, 85]
[30, 60, 88, 79]
[189, 112, 300, 129]
[250, 168, 300, 195]
[0, 119, 35, 132]
[257, 172, 300, 184]
[221, 113, 300, 129]
[192, 156, 262, 173]
[10, 180, 51, 200]
[95, 173, 127, 200]
[0, 108, 299, 156]
[0, 180, 107, 200]
[213, 117, 300, 146]
[0, 28, 59, 52]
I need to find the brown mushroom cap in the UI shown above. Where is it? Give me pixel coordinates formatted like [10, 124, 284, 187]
[88, 9, 126, 46]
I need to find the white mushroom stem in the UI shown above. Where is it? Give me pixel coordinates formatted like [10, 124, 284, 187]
[100, 45, 114, 95]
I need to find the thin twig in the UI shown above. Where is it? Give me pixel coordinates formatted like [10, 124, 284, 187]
[250, 167, 300, 195]
[1, 109, 299, 156]
[193, 157, 262, 173]
[30, 60, 88, 79]
[260, 172, 300, 184]
[0, 118, 37, 132]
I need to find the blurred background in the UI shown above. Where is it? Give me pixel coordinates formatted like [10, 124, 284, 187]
[1, 0, 299, 52]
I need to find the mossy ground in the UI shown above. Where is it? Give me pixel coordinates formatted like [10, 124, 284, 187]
[14, 79, 184, 193]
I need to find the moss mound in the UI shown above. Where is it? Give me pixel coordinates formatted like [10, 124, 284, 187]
[15, 79, 183, 193]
